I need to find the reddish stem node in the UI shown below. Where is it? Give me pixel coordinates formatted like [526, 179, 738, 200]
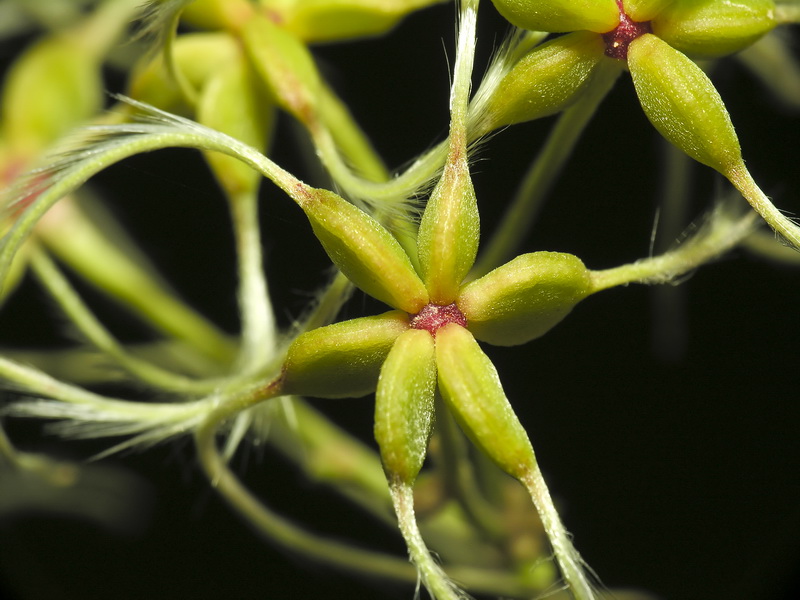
[410, 303, 467, 336]
[602, 0, 652, 60]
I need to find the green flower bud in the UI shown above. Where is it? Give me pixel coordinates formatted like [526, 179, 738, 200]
[266, 0, 448, 44]
[458, 252, 591, 346]
[624, 0, 674, 22]
[489, 0, 619, 33]
[628, 33, 742, 174]
[242, 13, 322, 124]
[128, 33, 239, 115]
[474, 31, 606, 134]
[197, 54, 275, 195]
[652, 0, 776, 57]
[0, 34, 101, 156]
[417, 154, 480, 305]
[435, 323, 535, 480]
[374, 329, 437, 482]
[282, 311, 409, 398]
[299, 188, 429, 313]
[180, 0, 255, 30]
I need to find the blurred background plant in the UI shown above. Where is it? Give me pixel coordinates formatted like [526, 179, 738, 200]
[1, 0, 800, 599]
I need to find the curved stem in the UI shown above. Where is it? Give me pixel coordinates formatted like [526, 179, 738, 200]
[228, 188, 276, 374]
[472, 60, 622, 277]
[520, 467, 598, 600]
[590, 209, 758, 292]
[29, 247, 223, 394]
[37, 195, 235, 366]
[727, 164, 800, 249]
[389, 481, 467, 600]
[194, 407, 419, 585]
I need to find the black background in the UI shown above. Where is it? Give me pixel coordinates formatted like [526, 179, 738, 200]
[1, 2, 800, 599]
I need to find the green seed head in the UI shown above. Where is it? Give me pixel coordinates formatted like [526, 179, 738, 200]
[197, 54, 274, 195]
[628, 33, 743, 174]
[301, 188, 429, 314]
[374, 329, 437, 483]
[1, 35, 101, 157]
[281, 311, 409, 398]
[435, 323, 536, 480]
[242, 13, 322, 124]
[417, 153, 480, 305]
[458, 252, 592, 346]
[489, 0, 620, 33]
[265, 0, 448, 44]
[128, 33, 239, 115]
[476, 31, 606, 134]
[652, 0, 776, 57]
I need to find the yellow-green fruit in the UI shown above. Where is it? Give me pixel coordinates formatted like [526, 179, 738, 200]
[270, 0, 447, 44]
[489, 0, 619, 33]
[242, 14, 322, 124]
[197, 54, 274, 195]
[282, 311, 409, 398]
[300, 189, 429, 313]
[653, 0, 776, 57]
[128, 33, 239, 115]
[1, 35, 101, 155]
[417, 155, 479, 304]
[458, 252, 591, 346]
[624, 0, 675, 22]
[435, 323, 535, 480]
[374, 329, 437, 482]
[628, 34, 742, 174]
[180, 0, 254, 30]
[475, 31, 606, 134]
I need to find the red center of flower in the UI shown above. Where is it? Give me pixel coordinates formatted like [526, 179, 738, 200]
[602, 0, 652, 60]
[410, 303, 467, 335]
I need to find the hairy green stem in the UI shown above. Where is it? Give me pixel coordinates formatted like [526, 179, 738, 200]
[520, 467, 597, 600]
[194, 409, 420, 585]
[727, 164, 800, 249]
[389, 481, 467, 600]
[590, 210, 758, 291]
[228, 188, 276, 374]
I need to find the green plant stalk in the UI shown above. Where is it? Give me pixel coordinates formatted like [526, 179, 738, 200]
[0, 355, 214, 427]
[194, 405, 420, 583]
[38, 196, 236, 366]
[0, 422, 18, 466]
[228, 188, 276, 374]
[76, 0, 144, 60]
[316, 81, 389, 183]
[743, 228, 800, 264]
[727, 165, 800, 248]
[590, 211, 759, 291]
[29, 247, 223, 394]
[472, 59, 622, 277]
[520, 467, 597, 600]
[389, 481, 466, 600]
[195, 403, 556, 598]
[292, 270, 354, 334]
